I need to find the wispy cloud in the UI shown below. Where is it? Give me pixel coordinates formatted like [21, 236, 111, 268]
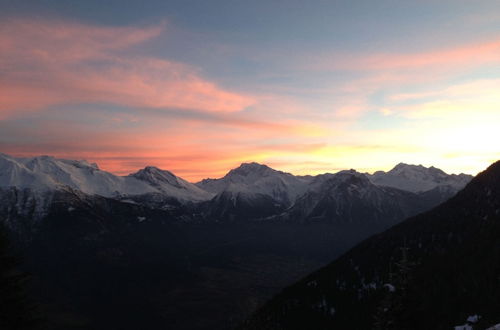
[386, 79, 500, 120]
[0, 18, 254, 116]
[1, 15, 499, 179]
[305, 39, 500, 72]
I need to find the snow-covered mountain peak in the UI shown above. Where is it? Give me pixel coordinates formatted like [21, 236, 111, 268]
[335, 169, 368, 179]
[391, 162, 421, 173]
[0, 153, 53, 191]
[368, 163, 472, 193]
[319, 170, 372, 193]
[207, 162, 291, 186]
[227, 162, 276, 178]
[197, 162, 309, 205]
[129, 166, 213, 201]
[0, 154, 158, 196]
[389, 163, 447, 178]
[131, 166, 180, 187]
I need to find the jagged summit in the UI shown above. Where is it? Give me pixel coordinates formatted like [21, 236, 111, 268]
[389, 162, 447, 177]
[367, 162, 472, 193]
[279, 168, 426, 225]
[196, 161, 309, 205]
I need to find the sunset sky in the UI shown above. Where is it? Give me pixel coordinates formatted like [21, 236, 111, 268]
[1, 0, 499, 181]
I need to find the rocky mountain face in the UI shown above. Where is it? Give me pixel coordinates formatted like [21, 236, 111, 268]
[241, 161, 500, 330]
[279, 170, 430, 226]
[197, 164, 470, 225]
[198, 190, 287, 222]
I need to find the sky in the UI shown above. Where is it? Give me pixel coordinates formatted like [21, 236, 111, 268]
[1, 0, 499, 181]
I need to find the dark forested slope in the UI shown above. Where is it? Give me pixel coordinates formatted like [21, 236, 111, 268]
[242, 160, 500, 330]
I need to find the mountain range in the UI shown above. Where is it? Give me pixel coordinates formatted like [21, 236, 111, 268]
[0, 152, 476, 330]
[0, 152, 472, 228]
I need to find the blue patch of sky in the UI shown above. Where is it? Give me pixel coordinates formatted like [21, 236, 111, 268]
[4, 0, 499, 53]
[352, 110, 408, 131]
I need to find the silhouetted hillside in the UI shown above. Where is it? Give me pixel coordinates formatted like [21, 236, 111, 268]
[242, 160, 500, 330]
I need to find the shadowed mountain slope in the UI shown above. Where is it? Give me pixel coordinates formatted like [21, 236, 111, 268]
[241, 160, 500, 330]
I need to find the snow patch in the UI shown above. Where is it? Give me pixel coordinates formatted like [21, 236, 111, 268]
[307, 280, 318, 288]
[329, 307, 335, 316]
[454, 325, 473, 330]
[313, 295, 335, 317]
[467, 315, 481, 324]
[454, 315, 482, 330]
[383, 283, 396, 292]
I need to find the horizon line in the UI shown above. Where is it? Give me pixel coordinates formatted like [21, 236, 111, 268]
[1, 151, 475, 183]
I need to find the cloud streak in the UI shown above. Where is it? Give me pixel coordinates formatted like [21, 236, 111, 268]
[305, 39, 500, 72]
[0, 18, 254, 116]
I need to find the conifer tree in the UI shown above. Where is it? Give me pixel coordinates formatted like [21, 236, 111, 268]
[373, 246, 415, 330]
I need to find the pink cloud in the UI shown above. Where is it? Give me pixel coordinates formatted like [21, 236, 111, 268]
[0, 18, 164, 64]
[285, 37, 500, 121]
[0, 18, 254, 116]
[306, 39, 500, 72]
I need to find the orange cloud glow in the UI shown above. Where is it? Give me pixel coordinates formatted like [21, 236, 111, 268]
[0, 104, 332, 181]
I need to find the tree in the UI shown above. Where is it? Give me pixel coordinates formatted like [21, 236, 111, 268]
[373, 246, 416, 330]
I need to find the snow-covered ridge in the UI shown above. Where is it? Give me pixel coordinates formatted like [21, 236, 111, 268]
[129, 166, 213, 201]
[0, 153, 211, 202]
[366, 163, 472, 193]
[196, 162, 311, 205]
[0, 153, 473, 206]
